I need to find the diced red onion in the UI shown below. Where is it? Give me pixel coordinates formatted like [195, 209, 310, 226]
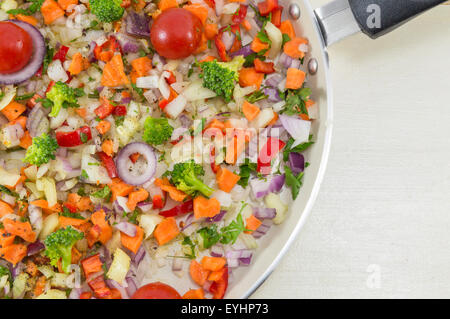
[279, 115, 312, 146]
[26, 241, 45, 256]
[133, 246, 146, 265]
[226, 258, 239, 268]
[290, 58, 301, 69]
[179, 114, 192, 128]
[68, 288, 82, 299]
[181, 213, 194, 231]
[250, 174, 285, 198]
[125, 12, 150, 38]
[222, 31, 236, 51]
[136, 201, 153, 212]
[252, 207, 276, 219]
[1, 193, 15, 206]
[172, 256, 183, 272]
[11, 262, 24, 278]
[265, 74, 283, 88]
[226, 249, 252, 259]
[121, 96, 132, 104]
[4, 123, 24, 144]
[152, 53, 166, 71]
[115, 222, 137, 237]
[278, 52, 295, 69]
[171, 127, 188, 141]
[239, 254, 253, 266]
[125, 276, 138, 297]
[210, 245, 224, 257]
[206, 210, 226, 223]
[252, 220, 272, 238]
[107, 279, 129, 299]
[116, 34, 140, 53]
[263, 87, 281, 102]
[288, 152, 305, 175]
[114, 197, 130, 213]
[116, 142, 156, 186]
[143, 88, 161, 104]
[229, 44, 254, 58]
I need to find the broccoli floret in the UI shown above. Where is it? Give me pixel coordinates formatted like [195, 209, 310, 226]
[142, 117, 173, 146]
[199, 60, 236, 103]
[44, 226, 84, 273]
[24, 133, 59, 166]
[89, 0, 125, 22]
[167, 160, 214, 197]
[46, 81, 78, 117]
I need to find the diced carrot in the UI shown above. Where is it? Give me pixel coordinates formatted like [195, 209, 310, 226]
[205, 23, 218, 39]
[67, 193, 93, 211]
[279, 20, 296, 39]
[285, 68, 306, 90]
[1, 101, 26, 121]
[132, 0, 146, 11]
[81, 253, 103, 278]
[108, 178, 134, 202]
[33, 276, 46, 297]
[0, 244, 27, 265]
[121, 225, 144, 253]
[79, 292, 92, 299]
[3, 218, 36, 242]
[199, 56, 217, 63]
[101, 54, 130, 87]
[283, 37, 308, 59]
[183, 288, 205, 299]
[154, 178, 187, 202]
[242, 100, 260, 121]
[75, 107, 87, 118]
[130, 56, 152, 84]
[251, 37, 269, 54]
[91, 209, 112, 245]
[242, 19, 252, 31]
[16, 14, 38, 26]
[153, 217, 180, 246]
[41, 0, 65, 25]
[0, 229, 15, 247]
[239, 67, 264, 89]
[127, 188, 149, 211]
[208, 268, 226, 282]
[193, 196, 220, 219]
[68, 52, 89, 75]
[183, 4, 208, 25]
[201, 256, 226, 271]
[58, 216, 88, 229]
[225, 135, 246, 164]
[254, 58, 275, 74]
[0, 200, 14, 217]
[30, 200, 61, 212]
[205, 118, 225, 132]
[96, 120, 111, 135]
[158, 0, 178, 11]
[244, 214, 262, 234]
[57, 0, 78, 10]
[10, 115, 27, 129]
[194, 32, 207, 55]
[216, 167, 240, 193]
[101, 139, 114, 157]
[189, 260, 210, 286]
[19, 130, 32, 149]
[265, 110, 278, 127]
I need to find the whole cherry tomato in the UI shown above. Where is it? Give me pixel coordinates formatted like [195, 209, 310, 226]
[0, 22, 33, 74]
[150, 8, 203, 59]
[131, 282, 182, 299]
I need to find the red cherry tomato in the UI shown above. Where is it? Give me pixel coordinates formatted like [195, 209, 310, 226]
[131, 282, 182, 299]
[0, 22, 33, 74]
[150, 8, 203, 59]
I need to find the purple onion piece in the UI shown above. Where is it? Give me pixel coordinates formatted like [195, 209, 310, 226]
[179, 114, 193, 128]
[106, 279, 129, 299]
[11, 262, 24, 278]
[263, 87, 282, 102]
[210, 245, 224, 257]
[134, 246, 146, 265]
[115, 222, 137, 237]
[125, 12, 150, 37]
[206, 210, 226, 223]
[250, 174, 285, 198]
[239, 255, 253, 266]
[26, 241, 45, 256]
[265, 74, 283, 88]
[229, 44, 254, 58]
[116, 142, 156, 186]
[121, 97, 132, 104]
[68, 288, 82, 299]
[252, 207, 276, 219]
[288, 152, 305, 175]
[125, 277, 138, 297]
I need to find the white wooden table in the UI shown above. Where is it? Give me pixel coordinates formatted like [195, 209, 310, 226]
[252, 0, 450, 298]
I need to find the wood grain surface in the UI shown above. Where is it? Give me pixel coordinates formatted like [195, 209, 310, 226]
[251, 0, 450, 299]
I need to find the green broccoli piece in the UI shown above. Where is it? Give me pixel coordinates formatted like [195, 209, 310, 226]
[142, 117, 174, 146]
[44, 226, 84, 273]
[24, 133, 59, 166]
[89, 0, 125, 22]
[166, 160, 214, 197]
[199, 60, 237, 103]
[46, 81, 78, 117]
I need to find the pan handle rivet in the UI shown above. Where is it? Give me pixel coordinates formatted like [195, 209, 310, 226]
[288, 3, 301, 20]
[308, 58, 318, 75]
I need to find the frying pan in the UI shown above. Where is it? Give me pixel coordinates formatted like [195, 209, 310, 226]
[228, 0, 446, 298]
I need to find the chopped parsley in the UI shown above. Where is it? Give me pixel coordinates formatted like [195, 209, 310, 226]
[237, 159, 257, 188]
[91, 185, 111, 201]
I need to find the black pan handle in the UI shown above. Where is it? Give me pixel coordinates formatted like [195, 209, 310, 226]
[348, 0, 447, 39]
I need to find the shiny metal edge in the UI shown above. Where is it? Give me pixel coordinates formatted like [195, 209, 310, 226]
[242, 0, 334, 299]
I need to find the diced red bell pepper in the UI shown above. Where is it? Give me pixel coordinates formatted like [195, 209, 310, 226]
[229, 24, 242, 54]
[35, 66, 43, 77]
[159, 99, 169, 110]
[257, 0, 279, 16]
[97, 151, 118, 179]
[81, 253, 103, 279]
[63, 202, 78, 213]
[165, 70, 177, 85]
[232, 4, 248, 24]
[215, 25, 242, 61]
[53, 45, 69, 63]
[257, 137, 286, 174]
[26, 94, 43, 109]
[209, 267, 228, 299]
[94, 97, 115, 119]
[45, 81, 56, 93]
[203, 0, 215, 9]
[210, 146, 219, 174]
[112, 105, 127, 116]
[152, 194, 165, 209]
[254, 58, 275, 74]
[271, 6, 283, 27]
[88, 275, 112, 299]
[170, 135, 183, 145]
[159, 200, 194, 218]
[79, 292, 92, 299]
[56, 126, 92, 147]
[94, 36, 122, 62]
